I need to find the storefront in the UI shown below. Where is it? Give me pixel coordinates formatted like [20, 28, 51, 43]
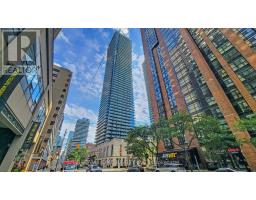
[157, 147, 202, 169]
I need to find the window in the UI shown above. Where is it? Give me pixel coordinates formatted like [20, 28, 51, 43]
[50, 121, 55, 125]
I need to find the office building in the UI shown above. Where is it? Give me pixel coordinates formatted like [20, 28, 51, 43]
[95, 31, 135, 145]
[65, 131, 74, 157]
[69, 118, 90, 152]
[0, 29, 60, 171]
[141, 28, 256, 171]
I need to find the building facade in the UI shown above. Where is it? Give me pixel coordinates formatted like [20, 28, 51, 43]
[65, 131, 74, 158]
[22, 64, 72, 171]
[69, 118, 90, 152]
[0, 28, 60, 171]
[95, 31, 135, 145]
[94, 138, 129, 168]
[141, 28, 256, 171]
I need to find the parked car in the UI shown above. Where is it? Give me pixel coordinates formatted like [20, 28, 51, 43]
[215, 168, 236, 172]
[87, 165, 102, 172]
[63, 160, 78, 172]
[155, 163, 186, 172]
[127, 165, 144, 172]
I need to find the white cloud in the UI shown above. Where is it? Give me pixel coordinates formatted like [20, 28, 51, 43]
[98, 29, 109, 38]
[113, 28, 129, 37]
[87, 124, 97, 143]
[57, 31, 71, 45]
[61, 120, 76, 133]
[132, 51, 150, 126]
[85, 38, 100, 52]
[64, 103, 98, 122]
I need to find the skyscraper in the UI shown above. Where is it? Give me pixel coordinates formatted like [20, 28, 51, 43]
[95, 31, 135, 145]
[141, 28, 256, 171]
[70, 118, 89, 151]
[65, 131, 74, 157]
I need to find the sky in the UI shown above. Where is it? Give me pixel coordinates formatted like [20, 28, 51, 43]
[54, 28, 150, 143]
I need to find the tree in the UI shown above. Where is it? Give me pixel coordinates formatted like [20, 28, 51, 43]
[149, 117, 172, 165]
[125, 119, 170, 167]
[125, 126, 154, 166]
[167, 112, 195, 170]
[194, 115, 238, 166]
[236, 113, 256, 147]
[67, 147, 88, 164]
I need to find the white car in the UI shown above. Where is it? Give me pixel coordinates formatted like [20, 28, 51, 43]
[215, 168, 236, 172]
[155, 163, 186, 172]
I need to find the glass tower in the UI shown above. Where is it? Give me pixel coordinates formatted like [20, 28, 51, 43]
[95, 31, 135, 145]
[71, 118, 90, 149]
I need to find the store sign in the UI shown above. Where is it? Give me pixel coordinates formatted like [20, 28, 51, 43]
[0, 72, 24, 101]
[22, 122, 40, 150]
[168, 153, 177, 158]
[227, 148, 240, 153]
[162, 152, 177, 159]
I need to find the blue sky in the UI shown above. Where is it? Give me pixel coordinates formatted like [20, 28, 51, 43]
[54, 28, 150, 143]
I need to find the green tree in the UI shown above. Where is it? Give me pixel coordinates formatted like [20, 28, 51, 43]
[194, 115, 238, 166]
[125, 119, 170, 167]
[67, 147, 88, 164]
[149, 117, 172, 165]
[236, 113, 256, 147]
[167, 112, 195, 170]
[125, 126, 154, 166]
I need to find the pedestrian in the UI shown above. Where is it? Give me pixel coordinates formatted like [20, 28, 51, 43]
[42, 166, 47, 172]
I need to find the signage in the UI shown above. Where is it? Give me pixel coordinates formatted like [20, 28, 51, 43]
[64, 160, 78, 165]
[228, 148, 240, 153]
[22, 121, 40, 150]
[168, 153, 177, 159]
[0, 72, 24, 101]
[76, 144, 80, 149]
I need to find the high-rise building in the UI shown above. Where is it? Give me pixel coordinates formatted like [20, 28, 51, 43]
[21, 64, 72, 171]
[65, 131, 74, 157]
[95, 31, 135, 145]
[69, 118, 89, 151]
[0, 28, 60, 172]
[141, 28, 256, 171]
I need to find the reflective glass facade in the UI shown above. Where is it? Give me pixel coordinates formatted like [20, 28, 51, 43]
[95, 32, 134, 145]
[141, 28, 256, 156]
[143, 29, 177, 118]
[189, 29, 256, 118]
[71, 118, 89, 149]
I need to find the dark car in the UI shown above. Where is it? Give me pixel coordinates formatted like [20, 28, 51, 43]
[86, 165, 102, 172]
[127, 166, 144, 172]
